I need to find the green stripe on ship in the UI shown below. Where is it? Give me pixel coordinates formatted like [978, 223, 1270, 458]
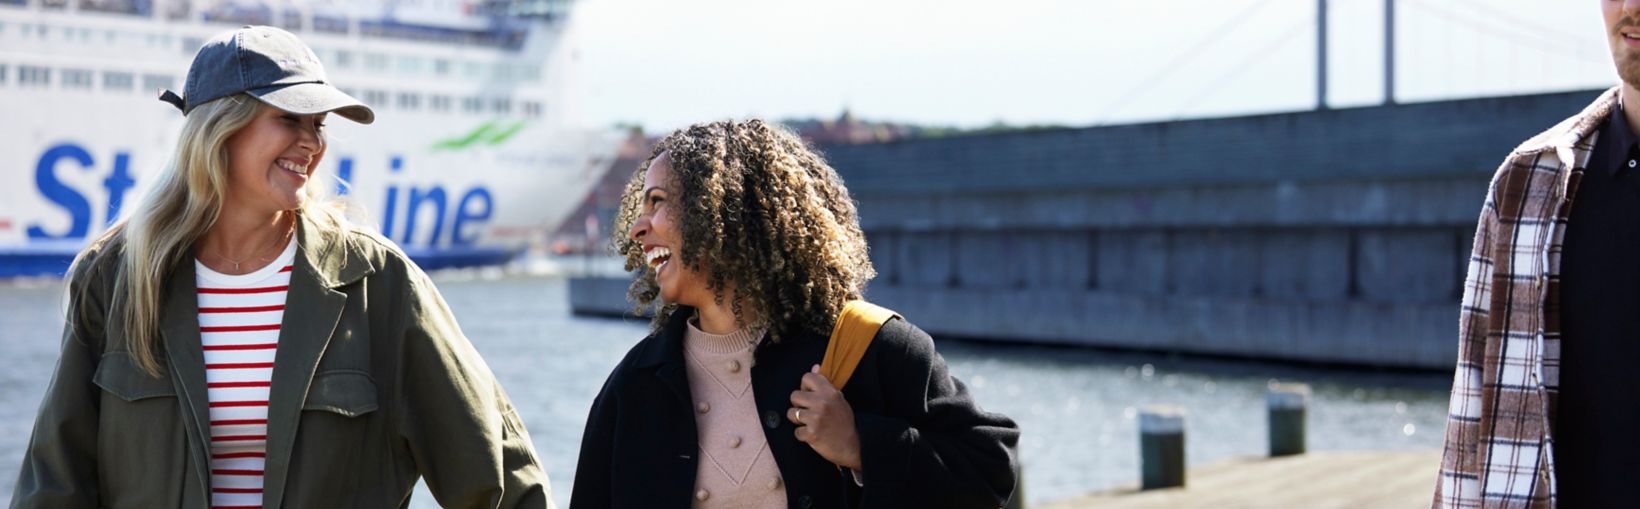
[432, 120, 528, 151]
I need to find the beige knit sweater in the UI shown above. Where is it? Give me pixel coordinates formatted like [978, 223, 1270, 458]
[683, 321, 786, 508]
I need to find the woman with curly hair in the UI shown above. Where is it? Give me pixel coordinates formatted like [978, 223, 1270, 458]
[570, 120, 1019, 508]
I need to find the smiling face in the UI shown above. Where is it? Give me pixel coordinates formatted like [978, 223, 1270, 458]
[1605, 1, 1640, 90]
[626, 152, 712, 306]
[222, 103, 327, 215]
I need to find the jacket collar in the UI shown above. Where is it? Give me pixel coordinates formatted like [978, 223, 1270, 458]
[632, 306, 694, 369]
[1511, 86, 1618, 202]
[158, 210, 375, 506]
[292, 210, 375, 289]
[631, 307, 695, 407]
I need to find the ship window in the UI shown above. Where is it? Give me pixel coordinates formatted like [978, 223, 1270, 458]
[313, 16, 348, 34]
[396, 56, 424, 75]
[433, 59, 450, 76]
[491, 98, 511, 115]
[142, 74, 174, 93]
[333, 50, 353, 69]
[62, 69, 92, 90]
[396, 92, 420, 111]
[182, 36, 203, 54]
[364, 53, 388, 72]
[463, 61, 482, 79]
[523, 65, 542, 82]
[362, 90, 388, 109]
[18, 65, 49, 87]
[0, 64, 8, 85]
[276, 9, 302, 31]
[430, 95, 452, 113]
[102, 71, 134, 91]
[462, 97, 483, 114]
[522, 101, 543, 118]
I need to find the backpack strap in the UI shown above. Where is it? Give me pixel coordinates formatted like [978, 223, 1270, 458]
[819, 300, 900, 390]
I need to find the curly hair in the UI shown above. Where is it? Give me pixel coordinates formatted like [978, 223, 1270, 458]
[612, 119, 876, 342]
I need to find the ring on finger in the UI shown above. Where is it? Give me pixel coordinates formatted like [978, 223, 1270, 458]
[795, 408, 803, 424]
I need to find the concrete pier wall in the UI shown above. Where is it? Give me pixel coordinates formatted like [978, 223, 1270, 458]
[819, 89, 1606, 369]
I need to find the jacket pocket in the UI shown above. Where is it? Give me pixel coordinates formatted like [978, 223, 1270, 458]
[303, 370, 379, 417]
[92, 351, 176, 401]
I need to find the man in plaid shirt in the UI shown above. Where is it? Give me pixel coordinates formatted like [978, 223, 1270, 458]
[1436, 2, 1640, 507]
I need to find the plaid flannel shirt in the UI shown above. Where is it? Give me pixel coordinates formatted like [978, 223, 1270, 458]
[1434, 87, 1618, 509]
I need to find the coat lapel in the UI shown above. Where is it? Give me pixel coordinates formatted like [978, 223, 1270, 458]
[645, 308, 696, 408]
[261, 213, 371, 509]
[159, 260, 215, 502]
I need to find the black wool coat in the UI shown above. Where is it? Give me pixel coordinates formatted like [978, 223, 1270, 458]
[569, 307, 1020, 509]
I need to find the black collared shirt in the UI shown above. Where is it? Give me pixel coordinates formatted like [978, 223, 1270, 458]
[1556, 104, 1640, 506]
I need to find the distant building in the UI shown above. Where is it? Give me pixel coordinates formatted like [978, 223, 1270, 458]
[550, 129, 654, 255]
[782, 110, 917, 146]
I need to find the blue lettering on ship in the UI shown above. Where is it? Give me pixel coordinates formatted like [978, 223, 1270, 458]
[28, 142, 132, 240]
[30, 146, 495, 249]
[369, 155, 495, 247]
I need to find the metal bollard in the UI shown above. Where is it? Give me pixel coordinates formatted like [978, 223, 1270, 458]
[1268, 383, 1310, 457]
[1139, 405, 1186, 490]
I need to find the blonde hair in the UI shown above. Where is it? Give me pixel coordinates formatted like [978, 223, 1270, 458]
[79, 94, 346, 376]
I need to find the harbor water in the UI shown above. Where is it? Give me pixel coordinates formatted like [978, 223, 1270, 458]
[0, 274, 1450, 507]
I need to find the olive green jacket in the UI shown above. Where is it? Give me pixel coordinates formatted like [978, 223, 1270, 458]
[12, 213, 552, 508]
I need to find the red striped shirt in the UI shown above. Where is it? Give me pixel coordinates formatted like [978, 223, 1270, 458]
[197, 285, 289, 294]
[203, 343, 278, 352]
[208, 381, 271, 389]
[199, 305, 285, 313]
[201, 324, 281, 333]
[205, 362, 275, 370]
[197, 241, 293, 509]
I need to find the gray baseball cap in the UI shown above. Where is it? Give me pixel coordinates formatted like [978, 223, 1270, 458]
[159, 25, 373, 124]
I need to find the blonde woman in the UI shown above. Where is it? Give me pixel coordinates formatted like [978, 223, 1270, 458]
[571, 120, 1019, 508]
[12, 26, 551, 508]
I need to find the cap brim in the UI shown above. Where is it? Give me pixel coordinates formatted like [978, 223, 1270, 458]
[250, 82, 375, 125]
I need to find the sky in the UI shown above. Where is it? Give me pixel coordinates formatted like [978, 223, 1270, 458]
[571, 0, 1618, 133]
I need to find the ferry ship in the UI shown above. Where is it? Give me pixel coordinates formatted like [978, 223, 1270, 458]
[0, 0, 622, 277]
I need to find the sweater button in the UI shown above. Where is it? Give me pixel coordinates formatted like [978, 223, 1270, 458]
[697, 402, 711, 414]
[729, 435, 742, 448]
[763, 410, 780, 429]
[798, 494, 813, 508]
[768, 476, 783, 490]
[695, 489, 710, 501]
[727, 359, 741, 373]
